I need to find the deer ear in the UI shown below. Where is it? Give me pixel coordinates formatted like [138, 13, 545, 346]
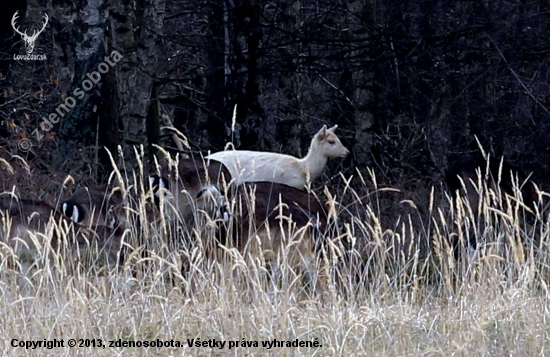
[317, 125, 328, 138]
[328, 125, 338, 133]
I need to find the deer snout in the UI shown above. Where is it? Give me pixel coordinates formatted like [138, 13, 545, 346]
[340, 147, 350, 158]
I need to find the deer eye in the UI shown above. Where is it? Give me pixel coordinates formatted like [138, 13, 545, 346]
[328, 140, 335, 145]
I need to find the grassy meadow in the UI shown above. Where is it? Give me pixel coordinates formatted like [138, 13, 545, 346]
[1, 154, 550, 357]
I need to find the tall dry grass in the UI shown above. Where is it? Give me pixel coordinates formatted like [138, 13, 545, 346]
[1, 151, 550, 356]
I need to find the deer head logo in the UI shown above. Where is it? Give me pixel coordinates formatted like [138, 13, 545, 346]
[11, 11, 49, 55]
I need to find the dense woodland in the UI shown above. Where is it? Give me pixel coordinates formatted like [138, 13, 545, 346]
[0, 0, 549, 213]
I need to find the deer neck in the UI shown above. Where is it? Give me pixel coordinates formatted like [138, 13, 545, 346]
[299, 143, 328, 182]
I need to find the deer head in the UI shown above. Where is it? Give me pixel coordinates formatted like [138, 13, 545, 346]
[11, 11, 49, 55]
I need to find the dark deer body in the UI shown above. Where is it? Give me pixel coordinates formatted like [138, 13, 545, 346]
[445, 156, 537, 213]
[150, 157, 232, 220]
[1, 198, 68, 252]
[219, 182, 328, 291]
[62, 186, 123, 230]
[444, 155, 538, 258]
[0, 197, 123, 266]
[227, 182, 327, 249]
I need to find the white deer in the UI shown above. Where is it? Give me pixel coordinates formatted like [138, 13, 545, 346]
[11, 11, 49, 55]
[207, 125, 349, 189]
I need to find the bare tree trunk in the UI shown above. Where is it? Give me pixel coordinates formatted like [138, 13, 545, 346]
[55, 0, 109, 176]
[109, 0, 165, 170]
[204, 1, 228, 148]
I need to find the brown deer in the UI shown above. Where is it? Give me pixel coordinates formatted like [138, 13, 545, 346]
[217, 182, 328, 293]
[444, 155, 538, 258]
[149, 156, 232, 221]
[62, 186, 123, 230]
[445, 155, 538, 214]
[0, 197, 122, 266]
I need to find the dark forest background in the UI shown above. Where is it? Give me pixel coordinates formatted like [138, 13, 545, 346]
[0, 0, 549, 219]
